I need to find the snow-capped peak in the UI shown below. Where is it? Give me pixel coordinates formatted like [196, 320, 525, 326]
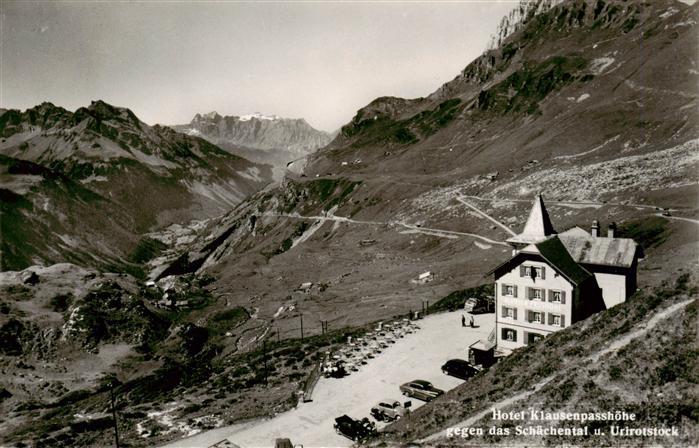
[238, 112, 280, 122]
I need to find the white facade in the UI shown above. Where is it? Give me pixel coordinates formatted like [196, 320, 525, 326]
[594, 272, 627, 308]
[495, 259, 573, 351]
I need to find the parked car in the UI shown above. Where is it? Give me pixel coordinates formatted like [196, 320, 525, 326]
[370, 399, 406, 421]
[441, 359, 479, 380]
[334, 415, 376, 441]
[463, 296, 492, 313]
[399, 380, 444, 401]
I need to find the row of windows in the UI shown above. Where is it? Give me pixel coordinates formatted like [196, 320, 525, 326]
[501, 306, 566, 327]
[521, 265, 546, 280]
[501, 328, 545, 344]
[500, 284, 567, 304]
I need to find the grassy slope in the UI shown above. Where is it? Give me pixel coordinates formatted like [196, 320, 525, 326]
[379, 273, 698, 446]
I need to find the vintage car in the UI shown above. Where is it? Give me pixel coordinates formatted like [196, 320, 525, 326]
[399, 380, 444, 401]
[441, 358, 479, 380]
[334, 415, 377, 441]
[370, 399, 406, 421]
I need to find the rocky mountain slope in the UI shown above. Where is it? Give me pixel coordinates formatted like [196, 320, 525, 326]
[0, 101, 273, 272]
[311, 0, 697, 181]
[161, 0, 698, 323]
[172, 112, 333, 171]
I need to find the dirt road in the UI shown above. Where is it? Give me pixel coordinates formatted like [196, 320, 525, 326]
[265, 211, 510, 245]
[163, 310, 495, 448]
[455, 196, 516, 236]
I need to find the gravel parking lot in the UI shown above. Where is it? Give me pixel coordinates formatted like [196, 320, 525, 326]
[164, 310, 495, 448]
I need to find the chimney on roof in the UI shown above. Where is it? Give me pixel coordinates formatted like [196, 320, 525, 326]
[591, 220, 600, 237]
[608, 222, 617, 238]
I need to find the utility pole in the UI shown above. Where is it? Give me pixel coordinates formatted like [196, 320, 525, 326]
[300, 313, 304, 341]
[263, 340, 268, 385]
[110, 383, 120, 448]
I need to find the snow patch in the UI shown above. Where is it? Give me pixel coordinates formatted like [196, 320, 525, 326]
[57, 234, 79, 248]
[79, 175, 108, 184]
[576, 93, 591, 103]
[238, 113, 280, 122]
[659, 7, 679, 19]
[273, 306, 286, 318]
[239, 166, 263, 182]
[589, 57, 615, 75]
[474, 241, 492, 250]
[673, 19, 696, 28]
[554, 135, 621, 160]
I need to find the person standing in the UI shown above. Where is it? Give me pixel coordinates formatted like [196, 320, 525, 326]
[461, 314, 466, 327]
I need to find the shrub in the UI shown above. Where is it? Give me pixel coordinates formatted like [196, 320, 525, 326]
[50, 293, 73, 312]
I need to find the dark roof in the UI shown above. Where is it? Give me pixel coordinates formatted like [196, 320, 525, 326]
[489, 235, 593, 285]
[535, 236, 593, 285]
[558, 227, 638, 268]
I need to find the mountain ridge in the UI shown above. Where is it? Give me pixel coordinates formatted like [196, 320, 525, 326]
[0, 100, 273, 271]
[172, 111, 334, 173]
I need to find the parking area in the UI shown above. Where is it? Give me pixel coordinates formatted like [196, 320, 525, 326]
[164, 310, 495, 448]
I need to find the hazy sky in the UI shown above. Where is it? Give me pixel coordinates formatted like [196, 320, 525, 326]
[2, 1, 515, 132]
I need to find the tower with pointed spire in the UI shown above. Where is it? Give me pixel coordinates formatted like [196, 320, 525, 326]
[506, 193, 556, 251]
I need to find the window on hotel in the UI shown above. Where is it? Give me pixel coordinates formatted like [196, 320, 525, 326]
[528, 311, 542, 323]
[502, 328, 517, 342]
[548, 314, 565, 327]
[502, 306, 517, 319]
[527, 287, 544, 300]
[548, 290, 566, 304]
[521, 265, 546, 280]
[502, 284, 518, 297]
[527, 333, 544, 344]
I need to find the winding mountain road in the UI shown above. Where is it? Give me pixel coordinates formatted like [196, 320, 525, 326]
[455, 196, 516, 236]
[263, 211, 510, 246]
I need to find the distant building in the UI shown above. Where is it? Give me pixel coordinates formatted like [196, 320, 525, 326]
[490, 194, 639, 352]
[296, 282, 313, 293]
[411, 271, 434, 284]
